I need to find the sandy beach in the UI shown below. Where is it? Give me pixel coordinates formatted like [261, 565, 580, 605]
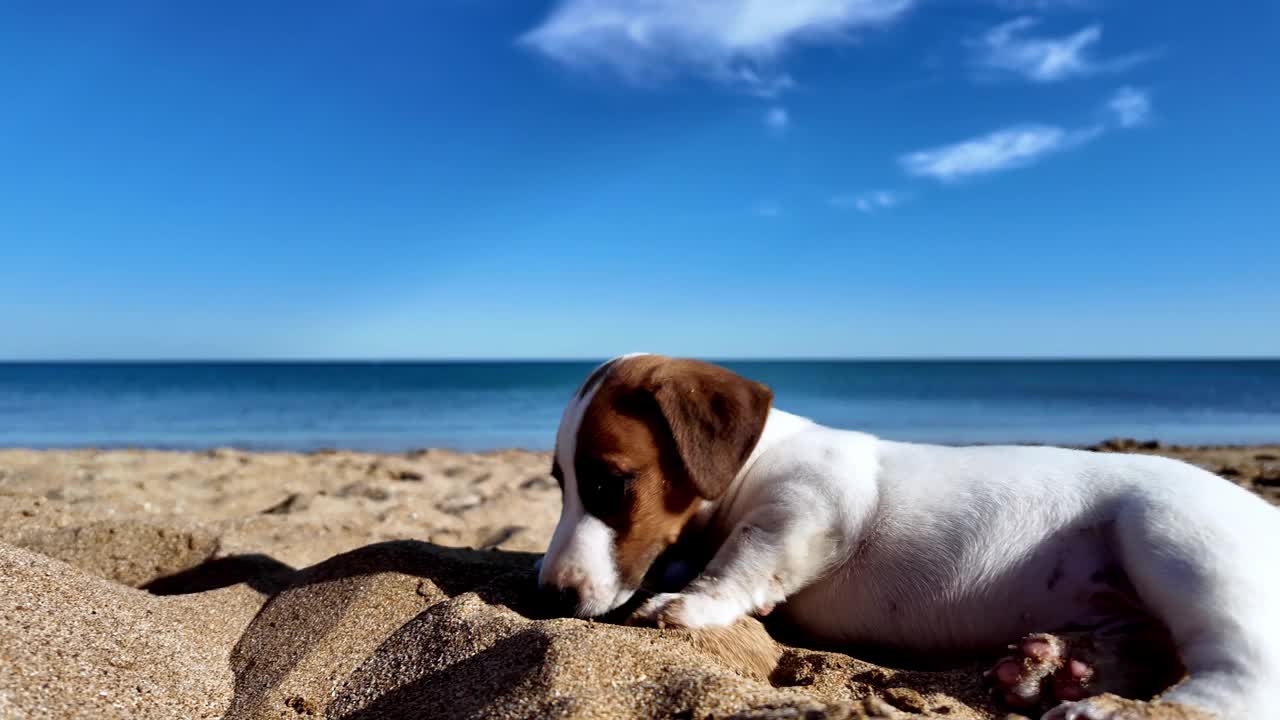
[1, 440, 1276, 719]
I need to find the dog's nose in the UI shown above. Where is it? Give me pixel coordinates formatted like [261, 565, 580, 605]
[539, 584, 581, 617]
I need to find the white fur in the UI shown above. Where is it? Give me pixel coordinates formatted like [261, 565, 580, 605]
[537, 356, 646, 615]
[626, 406, 1280, 720]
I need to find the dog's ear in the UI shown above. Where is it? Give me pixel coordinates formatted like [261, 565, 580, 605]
[650, 361, 773, 500]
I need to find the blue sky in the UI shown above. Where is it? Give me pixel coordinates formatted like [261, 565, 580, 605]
[1, 0, 1276, 360]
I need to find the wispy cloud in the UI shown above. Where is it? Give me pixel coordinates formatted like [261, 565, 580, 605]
[974, 16, 1152, 83]
[901, 88, 1154, 182]
[754, 201, 783, 218]
[764, 106, 790, 133]
[1107, 86, 1151, 128]
[731, 67, 797, 98]
[519, 0, 914, 96]
[994, 0, 1096, 11]
[900, 123, 1101, 181]
[831, 190, 903, 213]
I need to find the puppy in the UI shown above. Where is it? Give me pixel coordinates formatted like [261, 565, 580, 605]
[536, 354, 1280, 720]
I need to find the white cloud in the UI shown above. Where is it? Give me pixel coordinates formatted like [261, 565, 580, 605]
[994, 0, 1095, 11]
[731, 66, 797, 98]
[901, 89, 1156, 182]
[520, 0, 914, 95]
[1107, 86, 1150, 128]
[900, 123, 1101, 181]
[831, 190, 902, 212]
[764, 106, 789, 132]
[747, 199, 778, 217]
[975, 16, 1150, 83]
[754, 202, 782, 217]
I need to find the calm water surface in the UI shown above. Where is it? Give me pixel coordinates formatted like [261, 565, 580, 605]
[1, 361, 1278, 451]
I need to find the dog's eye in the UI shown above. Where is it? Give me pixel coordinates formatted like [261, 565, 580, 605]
[581, 469, 634, 518]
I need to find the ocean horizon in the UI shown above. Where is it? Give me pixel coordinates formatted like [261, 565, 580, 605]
[2, 359, 1279, 451]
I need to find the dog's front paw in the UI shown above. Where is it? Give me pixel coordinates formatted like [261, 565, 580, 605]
[1039, 696, 1141, 720]
[628, 592, 699, 628]
[627, 592, 742, 629]
[1040, 696, 1214, 720]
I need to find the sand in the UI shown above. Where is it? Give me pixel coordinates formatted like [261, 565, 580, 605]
[0, 440, 1273, 719]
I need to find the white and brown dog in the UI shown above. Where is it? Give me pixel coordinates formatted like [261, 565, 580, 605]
[536, 354, 1280, 720]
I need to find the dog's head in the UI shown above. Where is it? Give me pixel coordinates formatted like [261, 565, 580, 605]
[536, 354, 773, 617]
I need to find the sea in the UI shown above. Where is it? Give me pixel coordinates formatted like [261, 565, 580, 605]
[1, 360, 1279, 452]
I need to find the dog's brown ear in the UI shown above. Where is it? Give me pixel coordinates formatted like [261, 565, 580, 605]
[651, 360, 773, 500]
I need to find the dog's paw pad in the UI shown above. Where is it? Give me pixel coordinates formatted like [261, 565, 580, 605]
[1050, 658, 1096, 702]
[987, 633, 1069, 708]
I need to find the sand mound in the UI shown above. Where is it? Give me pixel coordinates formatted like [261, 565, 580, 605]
[0, 536, 997, 720]
[0, 543, 258, 719]
[0, 494, 220, 587]
[186, 540, 1003, 720]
